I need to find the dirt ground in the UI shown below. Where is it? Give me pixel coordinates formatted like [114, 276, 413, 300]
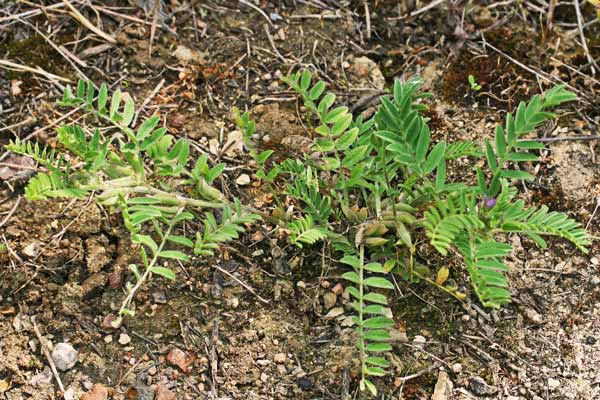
[0, 1, 599, 399]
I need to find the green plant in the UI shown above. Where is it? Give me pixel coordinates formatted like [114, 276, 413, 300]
[6, 80, 260, 326]
[257, 70, 590, 395]
[468, 74, 482, 91]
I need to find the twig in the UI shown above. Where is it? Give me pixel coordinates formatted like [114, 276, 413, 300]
[363, 1, 371, 40]
[62, 0, 116, 44]
[534, 135, 600, 142]
[0, 196, 21, 229]
[32, 318, 66, 394]
[410, 0, 446, 17]
[395, 363, 440, 382]
[573, 0, 598, 74]
[212, 263, 270, 304]
[239, 0, 272, 26]
[586, 196, 600, 230]
[132, 79, 165, 126]
[0, 59, 70, 85]
[263, 24, 287, 63]
[148, 0, 160, 57]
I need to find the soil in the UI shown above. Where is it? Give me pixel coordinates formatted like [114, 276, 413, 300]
[0, 1, 599, 399]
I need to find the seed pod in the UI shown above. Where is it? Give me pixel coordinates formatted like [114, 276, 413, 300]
[196, 178, 223, 201]
[364, 237, 388, 247]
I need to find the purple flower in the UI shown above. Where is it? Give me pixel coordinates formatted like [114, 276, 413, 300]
[483, 196, 497, 208]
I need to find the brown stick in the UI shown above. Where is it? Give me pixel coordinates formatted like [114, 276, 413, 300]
[32, 318, 66, 394]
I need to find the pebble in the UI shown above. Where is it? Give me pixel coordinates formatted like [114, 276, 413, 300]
[524, 307, 543, 324]
[331, 283, 344, 295]
[432, 370, 453, 400]
[451, 363, 462, 373]
[22, 241, 40, 258]
[413, 335, 426, 345]
[298, 377, 313, 390]
[236, 174, 251, 185]
[51, 343, 78, 371]
[100, 314, 119, 330]
[324, 307, 344, 318]
[167, 348, 195, 373]
[81, 384, 108, 400]
[260, 372, 268, 382]
[273, 353, 286, 364]
[154, 384, 176, 400]
[126, 383, 153, 400]
[548, 378, 560, 391]
[323, 292, 337, 309]
[104, 335, 112, 344]
[118, 333, 131, 345]
[152, 291, 167, 304]
[468, 376, 498, 396]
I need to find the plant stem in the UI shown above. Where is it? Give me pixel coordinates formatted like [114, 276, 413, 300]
[358, 243, 367, 386]
[117, 208, 181, 317]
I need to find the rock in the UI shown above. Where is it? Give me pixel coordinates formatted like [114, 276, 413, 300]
[126, 383, 153, 400]
[323, 292, 337, 309]
[331, 283, 344, 295]
[548, 378, 560, 391]
[152, 290, 167, 304]
[166, 348, 195, 373]
[100, 314, 119, 330]
[154, 384, 176, 400]
[51, 343, 78, 371]
[173, 45, 206, 64]
[12, 312, 31, 332]
[298, 377, 313, 390]
[30, 367, 53, 386]
[324, 307, 344, 318]
[389, 328, 408, 343]
[118, 333, 131, 345]
[236, 174, 251, 186]
[22, 241, 40, 258]
[523, 307, 543, 324]
[351, 56, 386, 90]
[451, 363, 462, 373]
[468, 376, 497, 396]
[432, 370, 453, 400]
[81, 384, 108, 400]
[413, 335, 426, 345]
[273, 353, 286, 364]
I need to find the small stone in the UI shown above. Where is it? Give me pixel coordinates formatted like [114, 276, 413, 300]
[118, 333, 131, 345]
[277, 364, 287, 374]
[298, 377, 313, 390]
[154, 384, 176, 400]
[100, 314, 119, 330]
[167, 348, 195, 373]
[51, 343, 78, 371]
[323, 292, 337, 309]
[236, 174, 251, 185]
[432, 370, 453, 400]
[126, 383, 153, 400]
[331, 283, 344, 295]
[81, 384, 108, 400]
[389, 328, 408, 342]
[324, 307, 344, 318]
[22, 242, 40, 258]
[170, 114, 186, 129]
[548, 378, 560, 391]
[320, 280, 330, 289]
[30, 367, 53, 386]
[152, 291, 167, 304]
[148, 366, 157, 376]
[451, 363, 462, 373]
[413, 335, 426, 345]
[273, 353, 286, 364]
[524, 307, 543, 324]
[468, 376, 497, 396]
[260, 372, 268, 382]
[104, 335, 112, 344]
